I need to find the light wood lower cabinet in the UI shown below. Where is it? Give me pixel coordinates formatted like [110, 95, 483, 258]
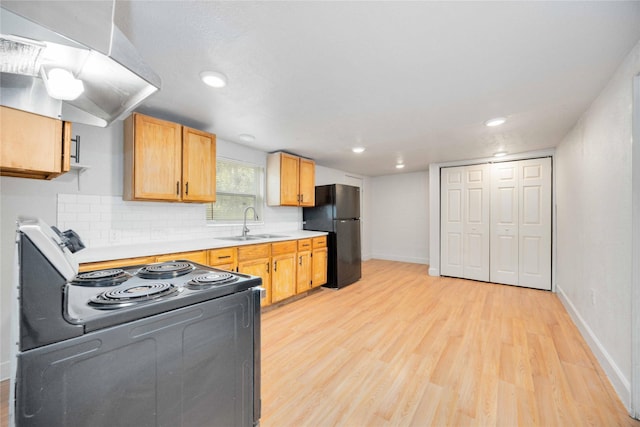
[208, 247, 238, 271]
[296, 239, 312, 293]
[312, 236, 328, 288]
[238, 243, 272, 307]
[271, 241, 297, 303]
[78, 236, 328, 307]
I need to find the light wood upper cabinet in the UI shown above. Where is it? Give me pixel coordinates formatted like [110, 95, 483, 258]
[1, 106, 71, 180]
[124, 113, 216, 202]
[298, 157, 315, 207]
[182, 127, 216, 202]
[267, 152, 315, 207]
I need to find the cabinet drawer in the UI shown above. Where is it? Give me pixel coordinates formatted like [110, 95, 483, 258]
[272, 240, 297, 256]
[312, 236, 327, 248]
[208, 247, 237, 266]
[156, 250, 208, 265]
[297, 239, 312, 251]
[238, 243, 271, 261]
[79, 256, 156, 272]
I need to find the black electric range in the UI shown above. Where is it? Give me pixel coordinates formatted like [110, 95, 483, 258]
[11, 218, 262, 427]
[66, 260, 260, 332]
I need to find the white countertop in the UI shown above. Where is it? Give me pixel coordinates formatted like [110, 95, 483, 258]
[74, 230, 328, 263]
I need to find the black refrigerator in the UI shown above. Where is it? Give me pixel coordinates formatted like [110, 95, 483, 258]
[303, 184, 361, 289]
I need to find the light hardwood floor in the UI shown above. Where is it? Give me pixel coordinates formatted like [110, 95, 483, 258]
[261, 260, 638, 426]
[1, 260, 637, 426]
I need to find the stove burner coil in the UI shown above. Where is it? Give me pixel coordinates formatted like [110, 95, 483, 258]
[72, 269, 131, 287]
[187, 272, 238, 288]
[89, 282, 179, 308]
[136, 261, 194, 279]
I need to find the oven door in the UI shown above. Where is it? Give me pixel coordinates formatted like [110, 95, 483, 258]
[14, 289, 258, 427]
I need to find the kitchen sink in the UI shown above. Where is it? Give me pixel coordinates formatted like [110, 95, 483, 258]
[217, 236, 265, 241]
[216, 234, 290, 242]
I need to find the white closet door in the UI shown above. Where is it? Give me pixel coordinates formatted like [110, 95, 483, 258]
[440, 167, 464, 278]
[463, 164, 490, 281]
[518, 157, 552, 290]
[490, 162, 519, 285]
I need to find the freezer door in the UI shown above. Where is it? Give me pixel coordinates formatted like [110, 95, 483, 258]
[334, 184, 360, 219]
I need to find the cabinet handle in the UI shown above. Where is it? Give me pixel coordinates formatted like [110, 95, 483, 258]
[301, 194, 304, 202]
[176, 181, 180, 195]
[266, 262, 269, 273]
[218, 255, 231, 259]
[185, 182, 189, 195]
[299, 256, 302, 265]
[274, 260, 278, 271]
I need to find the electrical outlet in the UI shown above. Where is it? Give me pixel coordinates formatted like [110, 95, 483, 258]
[109, 229, 121, 243]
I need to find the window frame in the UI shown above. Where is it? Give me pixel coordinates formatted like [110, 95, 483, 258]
[206, 157, 264, 225]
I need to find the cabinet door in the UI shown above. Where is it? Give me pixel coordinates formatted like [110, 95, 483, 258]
[1, 106, 70, 179]
[238, 258, 271, 307]
[129, 113, 182, 201]
[298, 158, 315, 207]
[182, 127, 216, 202]
[312, 247, 328, 287]
[296, 251, 312, 293]
[280, 153, 300, 206]
[271, 253, 296, 302]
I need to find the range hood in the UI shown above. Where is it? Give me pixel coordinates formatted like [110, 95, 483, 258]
[0, 1, 161, 127]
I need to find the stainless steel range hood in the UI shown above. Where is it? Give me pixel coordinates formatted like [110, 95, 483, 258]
[0, 1, 161, 127]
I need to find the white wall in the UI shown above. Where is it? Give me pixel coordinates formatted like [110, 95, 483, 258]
[555, 38, 640, 411]
[370, 171, 429, 264]
[0, 121, 355, 380]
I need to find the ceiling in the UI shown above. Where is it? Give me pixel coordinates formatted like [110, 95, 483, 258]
[114, 1, 640, 177]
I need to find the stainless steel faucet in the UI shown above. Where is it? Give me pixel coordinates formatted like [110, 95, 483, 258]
[242, 206, 258, 237]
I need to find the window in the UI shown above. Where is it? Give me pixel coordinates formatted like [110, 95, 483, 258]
[207, 158, 263, 222]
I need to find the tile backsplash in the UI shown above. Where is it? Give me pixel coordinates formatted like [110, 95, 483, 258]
[57, 194, 299, 248]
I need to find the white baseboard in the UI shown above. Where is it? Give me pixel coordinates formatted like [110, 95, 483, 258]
[428, 266, 439, 276]
[369, 253, 428, 265]
[1, 360, 9, 381]
[557, 286, 631, 411]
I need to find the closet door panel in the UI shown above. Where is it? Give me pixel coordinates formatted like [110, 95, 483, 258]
[490, 162, 519, 285]
[440, 167, 464, 278]
[463, 164, 490, 281]
[518, 158, 552, 290]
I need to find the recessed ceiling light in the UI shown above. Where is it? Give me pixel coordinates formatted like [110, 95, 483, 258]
[238, 134, 255, 143]
[494, 151, 507, 157]
[396, 164, 405, 169]
[200, 71, 227, 88]
[352, 147, 365, 153]
[485, 117, 506, 127]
